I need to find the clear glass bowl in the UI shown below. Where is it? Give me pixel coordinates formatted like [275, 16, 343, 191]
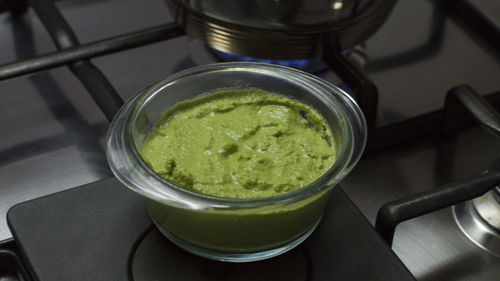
[106, 62, 366, 262]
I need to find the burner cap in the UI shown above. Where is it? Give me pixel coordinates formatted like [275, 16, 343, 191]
[132, 229, 309, 281]
[453, 188, 500, 257]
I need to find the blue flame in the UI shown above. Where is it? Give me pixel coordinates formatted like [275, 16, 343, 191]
[213, 49, 311, 70]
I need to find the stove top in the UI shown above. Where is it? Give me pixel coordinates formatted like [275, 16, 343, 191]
[1, 0, 500, 280]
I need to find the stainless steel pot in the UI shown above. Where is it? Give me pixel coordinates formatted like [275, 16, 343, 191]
[165, 0, 397, 59]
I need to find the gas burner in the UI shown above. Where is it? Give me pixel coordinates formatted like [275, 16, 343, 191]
[453, 187, 500, 257]
[187, 38, 328, 73]
[209, 48, 328, 73]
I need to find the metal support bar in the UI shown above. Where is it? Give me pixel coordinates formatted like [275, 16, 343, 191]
[28, 0, 79, 48]
[443, 0, 500, 52]
[0, 24, 184, 81]
[68, 61, 123, 121]
[375, 170, 500, 245]
[27, 0, 124, 121]
[374, 85, 500, 245]
[366, 111, 442, 152]
[366, 89, 500, 152]
[444, 85, 500, 137]
[323, 50, 378, 129]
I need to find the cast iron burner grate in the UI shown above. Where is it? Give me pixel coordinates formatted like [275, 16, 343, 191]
[374, 85, 500, 252]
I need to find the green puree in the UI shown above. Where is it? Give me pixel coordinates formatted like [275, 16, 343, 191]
[141, 89, 336, 198]
[141, 90, 335, 198]
[141, 89, 337, 253]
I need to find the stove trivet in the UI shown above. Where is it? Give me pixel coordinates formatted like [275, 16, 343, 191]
[7, 178, 415, 281]
[374, 85, 500, 257]
[453, 187, 500, 257]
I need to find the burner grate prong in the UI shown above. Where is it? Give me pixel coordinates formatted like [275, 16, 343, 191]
[375, 85, 500, 246]
[0, 24, 184, 81]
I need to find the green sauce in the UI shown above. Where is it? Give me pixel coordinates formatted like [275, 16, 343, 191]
[141, 89, 336, 198]
[141, 89, 337, 254]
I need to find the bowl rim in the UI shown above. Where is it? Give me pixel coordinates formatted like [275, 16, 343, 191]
[107, 62, 367, 209]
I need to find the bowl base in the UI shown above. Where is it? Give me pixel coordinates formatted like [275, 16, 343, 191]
[152, 216, 322, 263]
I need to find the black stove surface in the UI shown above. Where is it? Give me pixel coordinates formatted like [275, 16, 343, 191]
[7, 178, 414, 281]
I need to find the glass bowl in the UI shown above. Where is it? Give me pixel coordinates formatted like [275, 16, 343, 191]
[106, 62, 366, 262]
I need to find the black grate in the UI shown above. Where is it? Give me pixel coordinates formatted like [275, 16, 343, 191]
[0, 0, 380, 126]
[375, 86, 500, 245]
[0, 0, 497, 139]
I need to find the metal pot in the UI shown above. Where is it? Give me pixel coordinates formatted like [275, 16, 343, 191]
[165, 0, 397, 59]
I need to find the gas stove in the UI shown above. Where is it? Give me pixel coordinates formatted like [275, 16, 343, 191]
[1, 0, 499, 280]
